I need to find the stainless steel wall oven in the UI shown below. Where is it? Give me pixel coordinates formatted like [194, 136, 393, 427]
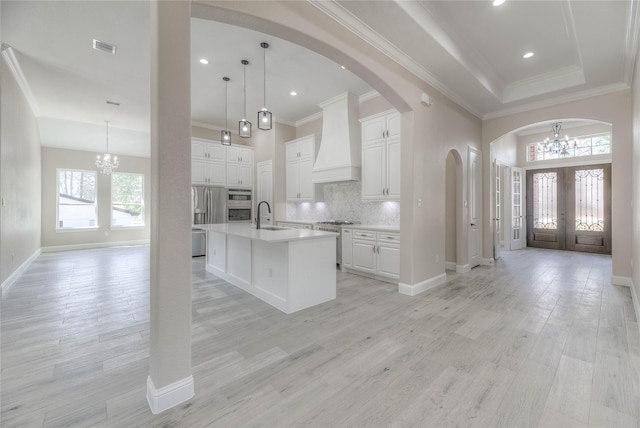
[227, 188, 252, 222]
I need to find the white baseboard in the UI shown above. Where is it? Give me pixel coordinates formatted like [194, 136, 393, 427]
[1, 248, 41, 297]
[611, 275, 633, 287]
[482, 258, 495, 266]
[456, 264, 470, 273]
[399, 273, 447, 296]
[41, 239, 150, 253]
[147, 375, 194, 414]
[630, 279, 640, 324]
[445, 261, 456, 271]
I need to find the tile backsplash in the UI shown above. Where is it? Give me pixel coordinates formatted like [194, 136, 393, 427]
[286, 181, 400, 225]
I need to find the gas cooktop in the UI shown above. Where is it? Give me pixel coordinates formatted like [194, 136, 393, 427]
[316, 220, 359, 225]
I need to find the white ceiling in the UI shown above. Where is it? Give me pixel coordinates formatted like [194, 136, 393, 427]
[1, 0, 636, 157]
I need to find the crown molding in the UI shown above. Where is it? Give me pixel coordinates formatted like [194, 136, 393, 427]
[295, 111, 323, 127]
[483, 82, 630, 121]
[191, 120, 222, 131]
[359, 90, 380, 103]
[2, 47, 40, 117]
[309, 0, 483, 119]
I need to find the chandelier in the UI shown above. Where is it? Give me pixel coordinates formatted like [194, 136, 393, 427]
[258, 42, 272, 130]
[538, 122, 575, 156]
[95, 120, 119, 175]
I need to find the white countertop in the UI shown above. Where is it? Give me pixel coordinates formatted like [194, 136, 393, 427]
[194, 223, 337, 242]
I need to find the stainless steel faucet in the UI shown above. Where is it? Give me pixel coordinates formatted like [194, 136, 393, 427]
[256, 201, 271, 230]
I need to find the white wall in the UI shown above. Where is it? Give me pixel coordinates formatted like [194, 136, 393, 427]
[1, 52, 42, 288]
[40, 147, 150, 249]
[631, 45, 640, 309]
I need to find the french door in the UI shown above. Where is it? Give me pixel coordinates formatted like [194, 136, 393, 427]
[526, 164, 611, 254]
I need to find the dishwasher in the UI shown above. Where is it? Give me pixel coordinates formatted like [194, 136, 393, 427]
[192, 229, 206, 257]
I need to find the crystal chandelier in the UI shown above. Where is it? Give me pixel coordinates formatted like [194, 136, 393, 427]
[538, 122, 575, 156]
[95, 120, 119, 175]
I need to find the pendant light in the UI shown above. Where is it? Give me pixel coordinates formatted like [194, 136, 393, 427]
[258, 42, 272, 131]
[221, 76, 231, 145]
[95, 120, 119, 175]
[238, 60, 252, 138]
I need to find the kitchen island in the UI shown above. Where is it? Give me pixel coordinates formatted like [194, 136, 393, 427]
[195, 223, 337, 314]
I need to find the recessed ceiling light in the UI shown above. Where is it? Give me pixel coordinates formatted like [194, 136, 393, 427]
[290, 91, 297, 96]
[523, 52, 534, 59]
[493, 0, 505, 6]
[340, 65, 346, 70]
[199, 58, 209, 65]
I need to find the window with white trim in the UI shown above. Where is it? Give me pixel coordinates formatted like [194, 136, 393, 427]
[57, 169, 98, 229]
[527, 133, 611, 162]
[111, 172, 144, 227]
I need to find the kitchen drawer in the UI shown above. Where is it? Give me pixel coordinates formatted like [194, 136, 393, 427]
[352, 230, 375, 241]
[377, 232, 400, 243]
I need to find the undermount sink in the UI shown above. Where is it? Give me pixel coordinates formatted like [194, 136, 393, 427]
[258, 226, 291, 231]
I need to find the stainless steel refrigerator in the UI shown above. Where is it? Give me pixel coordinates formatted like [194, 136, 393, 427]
[191, 185, 226, 256]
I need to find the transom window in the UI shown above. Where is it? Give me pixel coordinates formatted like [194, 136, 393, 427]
[527, 133, 611, 162]
[111, 172, 145, 227]
[57, 169, 98, 229]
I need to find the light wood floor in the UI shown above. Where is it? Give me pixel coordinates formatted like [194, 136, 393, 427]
[2, 246, 639, 427]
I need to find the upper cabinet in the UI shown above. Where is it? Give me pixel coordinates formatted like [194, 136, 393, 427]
[285, 135, 324, 202]
[361, 111, 401, 201]
[191, 139, 253, 189]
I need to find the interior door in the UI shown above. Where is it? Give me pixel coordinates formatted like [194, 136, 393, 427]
[468, 147, 482, 268]
[511, 167, 523, 250]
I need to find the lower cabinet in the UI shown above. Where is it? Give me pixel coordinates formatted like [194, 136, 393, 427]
[342, 228, 400, 282]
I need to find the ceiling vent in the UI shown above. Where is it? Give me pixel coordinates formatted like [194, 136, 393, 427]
[92, 39, 117, 55]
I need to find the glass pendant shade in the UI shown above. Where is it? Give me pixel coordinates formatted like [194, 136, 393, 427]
[95, 120, 119, 175]
[221, 76, 231, 146]
[239, 60, 252, 138]
[258, 42, 273, 131]
[221, 130, 232, 145]
[258, 109, 272, 130]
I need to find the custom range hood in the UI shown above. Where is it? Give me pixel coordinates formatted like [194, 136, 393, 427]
[311, 92, 361, 183]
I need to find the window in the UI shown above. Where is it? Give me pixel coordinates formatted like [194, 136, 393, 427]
[57, 169, 98, 229]
[527, 133, 611, 162]
[111, 172, 144, 227]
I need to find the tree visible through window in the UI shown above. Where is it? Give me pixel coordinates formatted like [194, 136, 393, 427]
[112, 173, 144, 227]
[57, 169, 97, 229]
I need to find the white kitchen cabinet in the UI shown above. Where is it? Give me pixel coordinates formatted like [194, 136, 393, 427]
[353, 231, 377, 274]
[341, 228, 353, 268]
[226, 163, 252, 188]
[227, 146, 253, 165]
[343, 228, 400, 282]
[192, 160, 226, 186]
[361, 111, 401, 201]
[192, 139, 226, 162]
[192, 140, 253, 188]
[285, 135, 323, 201]
[192, 139, 227, 186]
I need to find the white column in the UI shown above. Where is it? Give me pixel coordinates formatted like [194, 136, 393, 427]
[147, 0, 193, 414]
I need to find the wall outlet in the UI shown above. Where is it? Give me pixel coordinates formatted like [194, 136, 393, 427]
[435, 254, 439, 263]
[268, 268, 273, 278]
[11, 252, 14, 262]
[104, 231, 109, 237]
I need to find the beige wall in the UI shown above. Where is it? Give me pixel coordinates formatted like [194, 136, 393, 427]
[1, 53, 42, 288]
[41, 147, 151, 249]
[632, 45, 640, 306]
[445, 152, 457, 264]
[483, 91, 633, 279]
